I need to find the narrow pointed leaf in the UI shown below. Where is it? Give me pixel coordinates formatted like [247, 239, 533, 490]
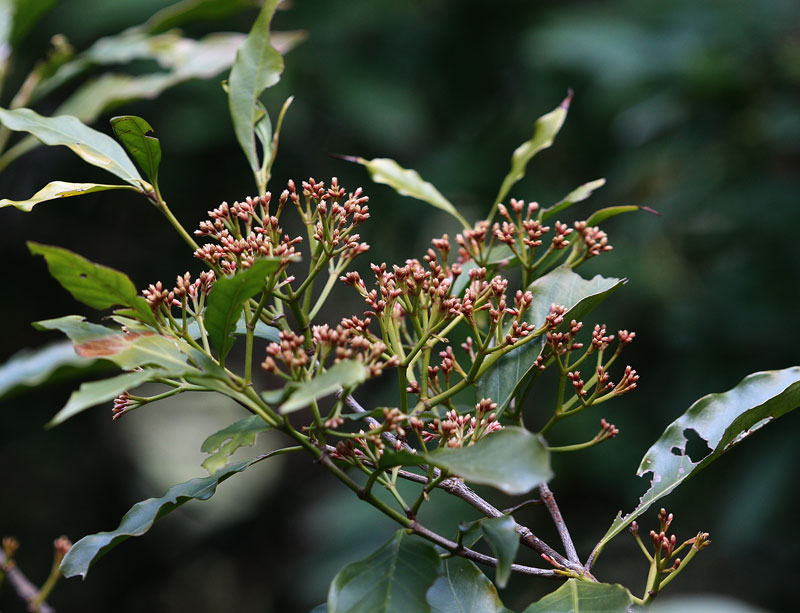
[494, 92, 571, 207]
[60, 458, 258, 579]
[144, 0, 259, 34]
[228, 0, 283, 173]
[0, 341, 93, 400]
[356, 157, 469, 228]
[328, 530, 442, 613]
[48, 370, 155, 427]
[480, 515, 519, 588]
[110, 115, 161, 187]
[29, 243, 157, 326]
[585, 204, 659, 226]
[0, 181, 138, 212]
[201, 415, 272, 474]
[521, 579, 633, 612]
[595, 366, 800, 556]
[204, 258, 281, 360]
[280, 360, 370, 414]
[0, 107, 143, 186]
[479, 266, 624, 414]
[540, 178, 606, 222]
[428, 427, 552, 495]
[426, 557, 506, 613]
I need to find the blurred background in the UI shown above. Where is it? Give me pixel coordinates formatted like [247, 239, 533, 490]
[1, 0, 799, 611]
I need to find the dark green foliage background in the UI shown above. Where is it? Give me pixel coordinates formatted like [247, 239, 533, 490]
[1, 0, 799, 611]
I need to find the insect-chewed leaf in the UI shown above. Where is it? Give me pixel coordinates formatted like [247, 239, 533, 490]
[521, 579, 633, 612]
[593, 366, 800, 559]
[200, 415, 272, 474]
[0, 107, 143, 187]
[28, 242, 157, 326]
[60, 458, 258, 579]
[281, 360, 370, 414]
[110, 115, 161, 187]
[328, 530, 442, 613]
[0, 181, 139, 212]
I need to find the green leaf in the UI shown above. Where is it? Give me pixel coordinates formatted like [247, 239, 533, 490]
[8, 0, 59, 47]
[356, 157, 469, 229]
[0, 341, 94, 400]
[228, 0, 284, 174]
[0, 107, 143, 187]
[110, 116, 161, 187]
[426, 557, 507, 613]
[204, 259, 281, 360]
[48, 370, 155, 427]
[280, 360, 370, 414]
[585, 205, 659, 226]
[594, 366, 800, 557]
[60, 458, 258, 579]
[540, 178, 606, 222]
[494, 92, 571, 208]
[0, 181, 138, 212]
[478, 266, 625, 414]
[328, 530, 442, 613]
[200, 415, 272, 474]
[28, 242, 157, 326]
[521, 579, 633, 612]
[143, 0, 258, 34]
[428, 427, 552, 495]
[34, 316, 195, 374]
[480, 515, 519, 588]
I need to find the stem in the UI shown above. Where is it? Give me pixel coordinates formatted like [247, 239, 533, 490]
[539, 483, 580, 565]
[154, 198, 200, 253]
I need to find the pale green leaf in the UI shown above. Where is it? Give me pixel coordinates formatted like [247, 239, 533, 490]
[281, 360, 370, 414]
[48, 370, 155, 427]
[60, 458, 258, 579]
[0, 107, 143, 187]
[594, 366, 800, 558]
[585, 205, 658, 226]
[28, 242, 157, 326]
[110, 115, 161, 187]
[0, 341, 93, 400]
[428, 427, 552, 495]
[0, 181, 138, 212]
[426, 557, 506, 613]
[494, 92, 572, 208]
[328, 530, 442, 613]
[540, 178, 606, 222]
[201, 415, 272, 474]
[228, 0, 283, 173]
[522, 579, 633, 612]
[357, 157, 469, 229]
[478, 266, 625, 414]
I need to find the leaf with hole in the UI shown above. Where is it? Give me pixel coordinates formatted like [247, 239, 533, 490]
[60, 458, 258, 579]
[593, 366, 800, 560]
[521, 579, 633, 612]
[328, 530, 442, 613]
[356, 157, 469, 229]
[201, 415, 272, 474]
[281, 360, 371, 414]
[111, 115, 161, 187]
[428, 427, 551, 495]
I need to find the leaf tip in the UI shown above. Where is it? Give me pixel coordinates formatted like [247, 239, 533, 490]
[561, 88, 574, 110]
[640, 205, 661, 216]
[327, 152, 360, 163]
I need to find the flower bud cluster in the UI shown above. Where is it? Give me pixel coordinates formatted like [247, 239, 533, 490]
[415, 398, 502, 448]
[142, 270, 216, 322]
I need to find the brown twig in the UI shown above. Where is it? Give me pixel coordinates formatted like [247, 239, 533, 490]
[0, 547, 56, 613]
[539, 482, 581, 565]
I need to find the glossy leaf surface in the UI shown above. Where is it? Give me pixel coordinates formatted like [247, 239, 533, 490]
[426, 557, 506, 613]
[61, 458, 257, 579]
[328, 530, 442, 613]
[204, 259, 281, 360]
[522, 579, 633, 612]
[0, 181, 137, 212]
[110, 115, 161, 187]
[480, 515, 519, 588]
[48, 370, 155, 427]
[541, 178, 606, 221]
[280, 360, 370, 414]
[0, 107, 143, 186]
[29, 243, 157, 326]
[429, 427, 552, 495]
[595, 366, 800, 555]
[479, 266, 624, 413]
[0, 341, 93, 400]
[494, 92, 571, 207]
[228, 0, 283, 173]
[201, 415, 272, 474]
[357, 157, 469, 228]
